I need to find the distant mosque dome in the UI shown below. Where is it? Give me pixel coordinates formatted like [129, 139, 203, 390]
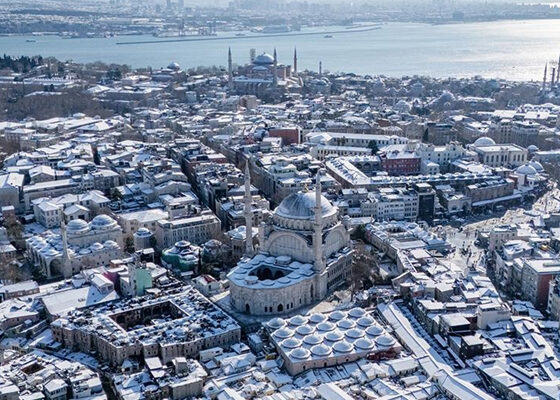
[167, 62, 180, 70]
[516, 164, 538, 176]
[473, 136, 496, 147]
[528, 144, 539, 152]
[253, 53, 275, 65]
[275, 191, 337, 221]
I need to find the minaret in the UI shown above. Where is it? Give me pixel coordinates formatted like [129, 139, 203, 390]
[319, 61, 322, 77]
[273, 48, 278, 86]
[552, 67, 557, 87]
[228, 47, 233, 90]
[244, 161, 254, 257]
[59, 220, 71, 278]
[313, 170, 324, 273]
[557, 56, 560, 82]
[543, 63, 548, 91]
[293, 47, 298, 75]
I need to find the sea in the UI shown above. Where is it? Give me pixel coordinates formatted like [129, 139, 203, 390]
[2, 19, 560, 81]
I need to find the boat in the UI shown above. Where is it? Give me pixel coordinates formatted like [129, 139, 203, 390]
[324, 34, 333, 38]
[26, 39, 37, 43]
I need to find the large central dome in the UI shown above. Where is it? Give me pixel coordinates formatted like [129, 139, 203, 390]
[253, 53, 274, 65]
[275, 191, 337, 220]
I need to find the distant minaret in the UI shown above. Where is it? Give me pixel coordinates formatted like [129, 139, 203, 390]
[293, 47, 298, 75]
[313, 170, 324, 273]
[228, 47, 233, 90]
[557, 56, 560, 82]
[244, 161, 254, 257]
[273, 48, 278, 86]
[319, 61, 322, 77]
[552, 67, 557, 87]
[543, 63, 548, 91]
[250, 48, 256, 63]
[61, 221, 70, 263]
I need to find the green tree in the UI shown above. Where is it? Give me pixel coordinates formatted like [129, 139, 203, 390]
[367, 140, 379, 155]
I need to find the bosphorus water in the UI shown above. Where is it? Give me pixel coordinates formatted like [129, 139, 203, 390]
[2, 19, 560, 80]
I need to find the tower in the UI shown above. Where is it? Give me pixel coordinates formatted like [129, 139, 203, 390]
[312, 171, 324, 273]
[543, 63, 548, 91]
[319, 61, 322, 77]
[244, 161, 254, 257]
[60, 220, 71, 278]
[228, 47, 233, 90]
[552, 67, 557, 87]
[293, 47, 298, 75]
[273, 48, 278, 86]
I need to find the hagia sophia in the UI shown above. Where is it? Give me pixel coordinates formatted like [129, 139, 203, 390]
[228, 48, 302, 99]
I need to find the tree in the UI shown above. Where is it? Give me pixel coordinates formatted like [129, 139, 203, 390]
[367, 140, 379, 155]
[4, 215, 23, 246]
[124, 237, 134, 253]
[110, 188, 123, 201]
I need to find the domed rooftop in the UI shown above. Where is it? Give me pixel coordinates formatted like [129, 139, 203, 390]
[303, 334, 323, 346]
[375, 335, 396, 348]
[473, 136, 496, 147]
[290, 348, 310, 360]
[90, 214, 117, 230]
[296, 325, 315, 336]
[273, 327, 294, 339]
[528, 160, 544, 172]
[253, 53, 274, 65]
[311, 344, 332, 357]
[288, 315, 308, 327]
[67, 219, 89, 233]
[309, 313, 328, 324]
[333, 341, 353, 353]
[267, 317, 286, 330]
[528, 145, 539, 152]
[275, 191, 337, 220]
[135, 228, 151, 237]
[516, 164, 538, 176]
[281, 337, 301, 349]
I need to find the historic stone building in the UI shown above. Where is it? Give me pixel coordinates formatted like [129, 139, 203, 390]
[227, 168, 353, 316]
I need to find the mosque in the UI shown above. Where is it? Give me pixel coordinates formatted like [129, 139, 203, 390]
[228, 48, 302, 99]
[227, 164, 354, 316]
[26, 214, 124, 279]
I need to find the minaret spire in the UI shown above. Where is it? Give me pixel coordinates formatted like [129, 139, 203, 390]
[543, 62, 548, 91]
[244, 161, 254, 257]
[273, 48, 278, 86]
[319, 61, 322, 77]
[293, 47, 297, 75]
[228, 47, 233, 90]
[61, 220, 70, 263]
[313, 170, 324, 272]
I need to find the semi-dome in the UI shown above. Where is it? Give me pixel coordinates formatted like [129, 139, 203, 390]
[253, 53, 274, 65]
[275, 191, 337, 220]
[90, 214, 117, 230]
[473, 136, 496, 147]
[516, 164, 538, 176]
[67, 219, 89, 233]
